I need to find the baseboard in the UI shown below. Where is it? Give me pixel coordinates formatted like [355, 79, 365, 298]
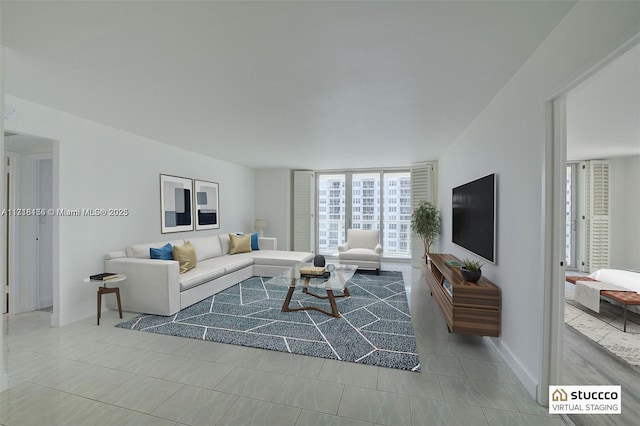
[50, 310, 61, 327]
[488, 337, 538, 399]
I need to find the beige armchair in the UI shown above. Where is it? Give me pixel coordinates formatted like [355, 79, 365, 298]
[338, 229, 382, 275]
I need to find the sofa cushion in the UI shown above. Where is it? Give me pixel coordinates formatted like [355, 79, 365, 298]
[229, 234, 252, 254]
[179, 259, 226, 291]
[211, 252, 254, 273]
[127, 240, 184, 259]
[346, 229, 380, 249]
[218, 234, 231, 255]
[173, 241, 197, 273]
[150, 243, 173, 260]
[250, 250, 315, 267]
[338, 248, 380, 262]
[251, 233, 260, 250]
[189, 236, 222, 261]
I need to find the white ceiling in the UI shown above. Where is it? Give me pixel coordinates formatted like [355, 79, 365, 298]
[1, 1, 578, 170]
[567, 44, 640, 161]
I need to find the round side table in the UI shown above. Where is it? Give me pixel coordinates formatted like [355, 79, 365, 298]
[84, 274, 126, 325]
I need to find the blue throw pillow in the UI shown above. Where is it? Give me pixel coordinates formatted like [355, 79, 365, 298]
[150, 243, 173, 260]
[251, 233, 260, 250]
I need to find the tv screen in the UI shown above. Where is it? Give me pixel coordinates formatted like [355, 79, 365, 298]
[452, 173, 496, 263]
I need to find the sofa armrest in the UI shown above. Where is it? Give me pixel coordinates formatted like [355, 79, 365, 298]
[374, 243, 383, 254]
[337, 243, 349, 252]
[105, 257, 181, 316]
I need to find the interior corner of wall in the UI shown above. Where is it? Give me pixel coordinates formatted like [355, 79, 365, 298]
[488, 337, 539, 399]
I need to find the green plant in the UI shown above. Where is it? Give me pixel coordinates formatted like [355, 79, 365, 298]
[461, 258, 484, 272]
[410, 200, 441, 256]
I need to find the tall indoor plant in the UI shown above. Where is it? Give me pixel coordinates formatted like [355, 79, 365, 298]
[411, 200, 441, 257]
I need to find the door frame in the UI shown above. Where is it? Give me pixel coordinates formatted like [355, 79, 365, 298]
[540, 34, 640, 406]
[33, 154, 54, 311]
[3, 151, 19, 314]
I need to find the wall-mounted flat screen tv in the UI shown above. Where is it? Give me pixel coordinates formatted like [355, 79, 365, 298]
[452, 173, 496, 263]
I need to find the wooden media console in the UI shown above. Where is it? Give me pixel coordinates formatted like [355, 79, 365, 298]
[426, 253, 501, 337]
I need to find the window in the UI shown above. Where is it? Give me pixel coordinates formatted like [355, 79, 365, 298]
[384, 172, 411, 258]
[316, 170, 411, 258]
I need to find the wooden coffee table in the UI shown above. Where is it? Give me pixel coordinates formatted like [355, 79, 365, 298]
[266, 263, 357, 318]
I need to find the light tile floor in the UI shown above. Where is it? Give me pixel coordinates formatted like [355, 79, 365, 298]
[1, 263, 562, 426]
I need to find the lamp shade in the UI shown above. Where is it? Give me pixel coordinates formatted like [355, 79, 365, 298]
[255, 219, 267, 230]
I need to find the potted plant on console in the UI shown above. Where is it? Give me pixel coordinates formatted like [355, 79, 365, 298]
[411, 200, 441, 259]
[461, 258, 483, 282]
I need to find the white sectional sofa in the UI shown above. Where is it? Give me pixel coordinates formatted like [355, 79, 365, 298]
[105, 234, 313, 316]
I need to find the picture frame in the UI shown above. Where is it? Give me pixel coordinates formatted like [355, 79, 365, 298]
[160, 174, 194, 233]
[194, 179, 220, 230]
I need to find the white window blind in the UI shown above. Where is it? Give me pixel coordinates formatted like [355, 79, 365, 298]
[587, 160, 610, 272]
[411, 163, 437, 266]
[293, 170, 315, 253]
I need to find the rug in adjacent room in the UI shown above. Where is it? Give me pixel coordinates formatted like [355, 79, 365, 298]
[116, 270, 421, 372]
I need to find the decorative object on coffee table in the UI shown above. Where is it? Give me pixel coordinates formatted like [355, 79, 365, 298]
[313, 254, 326, 267]
[460, 258, 483, 283]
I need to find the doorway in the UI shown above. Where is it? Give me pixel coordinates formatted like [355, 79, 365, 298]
[543, 37, 640, 419]
[3, 132, 55, 315]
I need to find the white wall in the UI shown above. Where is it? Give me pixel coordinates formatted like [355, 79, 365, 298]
[610, 155, 640, 269]
[437, 1, 639, 399]
[255, 169, 292, 250]
[4, 95, 256, 325]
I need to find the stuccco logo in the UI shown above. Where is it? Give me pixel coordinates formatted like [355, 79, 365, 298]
[549, 386, 621, 414]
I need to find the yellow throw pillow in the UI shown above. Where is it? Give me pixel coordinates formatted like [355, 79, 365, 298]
[172, 241, 197, 273]
[229, 233, 252, 254]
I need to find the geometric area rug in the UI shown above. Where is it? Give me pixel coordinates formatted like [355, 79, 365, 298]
[116, 270, 421, 372]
